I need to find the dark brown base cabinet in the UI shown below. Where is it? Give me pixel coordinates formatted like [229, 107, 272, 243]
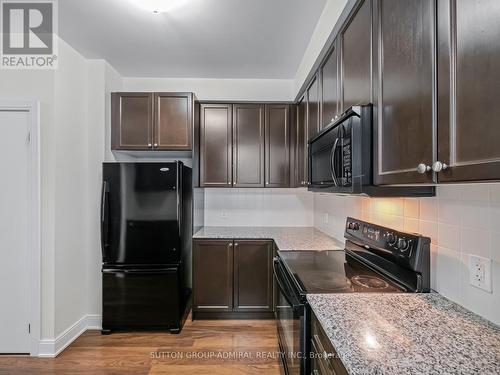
[193, 239, 274, 319]
[112, 92, 196, 151]
[311, 311, 348, 375]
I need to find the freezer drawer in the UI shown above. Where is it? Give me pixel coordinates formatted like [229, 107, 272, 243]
[102, 267, 181, 332]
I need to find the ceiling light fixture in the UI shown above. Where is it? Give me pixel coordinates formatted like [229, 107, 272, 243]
[132, 0, 188, 14]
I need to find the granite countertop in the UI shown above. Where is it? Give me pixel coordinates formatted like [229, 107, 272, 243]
[307, 293, 500, 375]
[193, 226, 344, 251]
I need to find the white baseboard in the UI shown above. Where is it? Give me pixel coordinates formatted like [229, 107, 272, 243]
[38, 314, 102, 358]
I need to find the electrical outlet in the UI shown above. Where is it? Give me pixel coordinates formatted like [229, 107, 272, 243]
[323, 213, 329, 224]
[220, 210, 228, 218]
[469, 255, 492, 293]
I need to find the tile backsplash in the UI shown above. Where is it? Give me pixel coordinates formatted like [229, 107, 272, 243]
[313, 184, 500, 325]
[204, 188, 314, 227]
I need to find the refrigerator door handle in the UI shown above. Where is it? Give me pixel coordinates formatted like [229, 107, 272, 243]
[100, 181, 110, 258]
[177, 163, 182, 238]
[102, 268, 177, 274]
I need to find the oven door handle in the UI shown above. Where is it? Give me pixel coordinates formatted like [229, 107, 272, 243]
[330, 137, 340, 187]
[273, 258, 302, 312]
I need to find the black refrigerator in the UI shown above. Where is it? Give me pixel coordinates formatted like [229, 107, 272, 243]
[100, 162, 192, 334]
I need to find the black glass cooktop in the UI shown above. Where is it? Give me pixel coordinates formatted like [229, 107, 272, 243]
[278, 250, 405, 294]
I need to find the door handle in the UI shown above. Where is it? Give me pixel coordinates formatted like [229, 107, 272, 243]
[176, 163, 182, 238]
[417, 163, 431, 174]
[272, 258, 301, 311]
[432, 161, 448, 172]
[100, 181, 110, 258]
[330, 137, 340, 187]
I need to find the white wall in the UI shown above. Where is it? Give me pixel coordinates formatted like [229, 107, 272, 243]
[0, 37, 119, 345]
[313, 184, 500, 325]
[123, 77, 294, 102]
[0, 64, 57, 340]
[104, 64, 124, 162]
[204, 188, 313, 227]
[53, 39, 91, 335]
[293, 0, 348, 96]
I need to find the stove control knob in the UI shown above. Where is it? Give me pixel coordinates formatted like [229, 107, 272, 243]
[387, 233, 397, 246]
[348, 222, 360, 230]
[397, 237, 409, 251]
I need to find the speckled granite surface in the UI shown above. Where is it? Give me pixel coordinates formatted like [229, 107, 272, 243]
[193, 226, 343, 250]
[307, 293, 500, 375]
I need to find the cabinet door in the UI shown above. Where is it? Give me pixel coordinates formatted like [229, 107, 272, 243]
[373, 0, 436, 185]
[295, 97, 308, 187]
[200, 104, 232, 187]
[321, 40, 340, 128]
[265, 105, 290, 188]
[232, 104, 265, 187]
[233, 240, 273, 312]
[437, 0, 500, 182]
[341, 0, 372, 109]
[307, 74, 320, 141]
[193, 240, 233, 312]
[154, 93, 192, 150]
[111, 92, 153, 150]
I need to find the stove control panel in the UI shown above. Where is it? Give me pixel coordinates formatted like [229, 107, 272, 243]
[344, 217, 431, 292]
[345, 218, 422, 259]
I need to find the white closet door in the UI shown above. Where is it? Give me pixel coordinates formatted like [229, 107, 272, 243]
[0, 109, 31, 353]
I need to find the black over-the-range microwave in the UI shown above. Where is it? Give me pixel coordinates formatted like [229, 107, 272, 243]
[308, 104, 435, 197]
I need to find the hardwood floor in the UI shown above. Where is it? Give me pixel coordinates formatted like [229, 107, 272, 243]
[0, 318, 282, 374]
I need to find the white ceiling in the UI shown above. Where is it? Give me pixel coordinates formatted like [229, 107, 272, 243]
[58, 0, 327, 79]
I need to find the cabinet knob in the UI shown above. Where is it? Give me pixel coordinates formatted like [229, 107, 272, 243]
[416, 163, 431, 174]
[153, 143, 158, 148]
[234, 243, 238, 247]
[432, 161, 448, 172]
[148, 143, 152, 147]
[227, 182, 231, 185]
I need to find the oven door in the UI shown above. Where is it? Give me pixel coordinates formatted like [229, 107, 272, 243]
[273, 257, 307, 375]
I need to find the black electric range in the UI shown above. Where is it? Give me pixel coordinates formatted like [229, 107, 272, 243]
[273, 218, 430, 375]
[278, 250, 404, 295]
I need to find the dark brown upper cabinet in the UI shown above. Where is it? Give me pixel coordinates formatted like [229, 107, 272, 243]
[200, 104, 233, 187]
[154, 93, 193, 150]
[112, 92, 194, 151]
[112, 92, 153, 150]
[233, 240, 273, 312]
[294, 97, 308, 187]
[341, 0, 372, 110]
[437, 0, 500, 182]
[232, 104, 265, 187]
[265, 104, 290, 188]
[193, 240, 233, 312]
[307, 74, 320, 141]
[321, 40, 341, 128]
[199, 102, 290, 188]
[372, 0, 436, 185]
